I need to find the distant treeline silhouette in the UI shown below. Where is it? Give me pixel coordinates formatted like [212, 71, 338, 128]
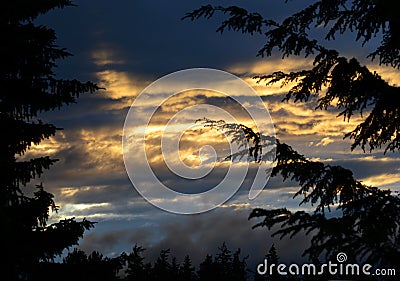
[32, 242, 389, 281]
[33, 242, 254, 281]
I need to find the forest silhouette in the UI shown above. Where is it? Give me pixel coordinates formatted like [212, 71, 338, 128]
[2, 0, 399, 280]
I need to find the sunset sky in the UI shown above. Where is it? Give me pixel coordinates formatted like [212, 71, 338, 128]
[27, 0, 400, 268]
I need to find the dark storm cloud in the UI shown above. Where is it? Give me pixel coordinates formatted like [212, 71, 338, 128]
[41, 95, 130, 131]
[56, 184, 134, 205]
[80, 229, 135, 253]
[79, 207, 311, 268]
[330, 156, 400, 183]
[78, 217, 164, 253]
[37, 1, 262, 79]
[41, 140, 125, 187]
[36, 0, 369, 82]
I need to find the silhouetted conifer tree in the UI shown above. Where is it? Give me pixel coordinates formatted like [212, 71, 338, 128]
[197, 243, 248, 281]
[185, 1, 400, 268]
[231, 248, 248, 281]
[1, 0, 100, 279]
[198, 254, 215, 281]
[126, 245, 148, 281]
[214, 242, 232, 280]
[171, 256, 180, 281]
[180, 255, 196, 281]
[152, 249, 172, 281]
[61, 248, 124, 281]
[265, 245, 278, 266]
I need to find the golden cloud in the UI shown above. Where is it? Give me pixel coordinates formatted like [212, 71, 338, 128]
[361, 173, 400, 188]
[91, 49, 125, 66]
[95, 70, 152, 110]
[315, 137, 334, 147]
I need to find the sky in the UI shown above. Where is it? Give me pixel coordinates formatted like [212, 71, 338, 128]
[26, 0, 400, 270]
